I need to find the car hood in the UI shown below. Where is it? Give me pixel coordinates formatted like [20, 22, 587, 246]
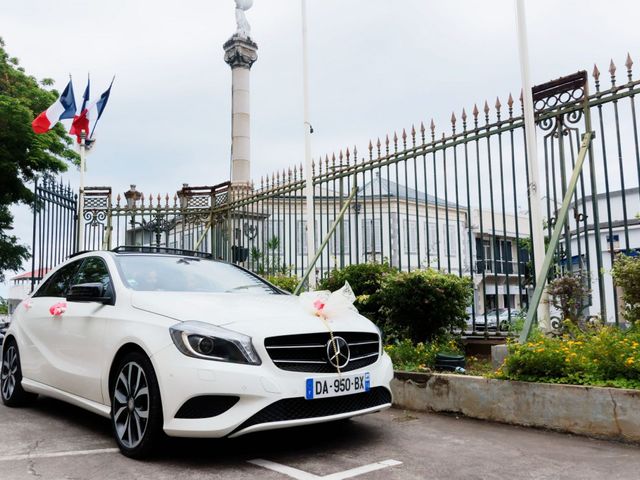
[130, 291, 376, 337]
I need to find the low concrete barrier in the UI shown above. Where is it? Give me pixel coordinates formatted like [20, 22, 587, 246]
[391, 371, 640, 444]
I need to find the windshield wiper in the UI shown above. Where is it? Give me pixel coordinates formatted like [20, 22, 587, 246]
[225, 284, 266, 292]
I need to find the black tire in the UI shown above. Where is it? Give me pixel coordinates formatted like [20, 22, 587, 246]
[1, 339, 37, 407]
[110, 352, 164, 458]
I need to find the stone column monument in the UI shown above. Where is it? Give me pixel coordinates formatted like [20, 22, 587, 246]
[224, 0, 258, 187]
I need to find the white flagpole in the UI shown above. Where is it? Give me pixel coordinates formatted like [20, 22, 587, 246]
[301, 0, 317, 289]
[515, 0, 549, 330]
[78, 130, 86, 250]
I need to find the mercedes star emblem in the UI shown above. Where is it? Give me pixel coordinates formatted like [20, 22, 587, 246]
[326, 336, 350, 369]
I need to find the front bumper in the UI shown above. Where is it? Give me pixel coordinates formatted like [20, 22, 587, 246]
[151, 344, 394, 438]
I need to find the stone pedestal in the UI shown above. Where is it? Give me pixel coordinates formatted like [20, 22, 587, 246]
[223, 35, 258, 187]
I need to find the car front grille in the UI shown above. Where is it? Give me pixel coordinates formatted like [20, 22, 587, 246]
[230, 387, 392, 435]
[264, 331, 380, 373]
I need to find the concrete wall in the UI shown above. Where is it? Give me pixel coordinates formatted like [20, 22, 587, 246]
[391, 372, 640, 444]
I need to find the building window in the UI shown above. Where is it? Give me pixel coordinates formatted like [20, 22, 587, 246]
[330, 219, 350, 255]
[362, 218, 382, 254]
[403, 219, 418, 254]
[426, 222, 438, 256]
[447, 225, 458, 257]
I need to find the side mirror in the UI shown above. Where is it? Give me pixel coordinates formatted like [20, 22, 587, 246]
[66, 283, 113, 304]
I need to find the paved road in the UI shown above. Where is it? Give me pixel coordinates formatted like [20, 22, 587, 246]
[0, 397, 638, 479]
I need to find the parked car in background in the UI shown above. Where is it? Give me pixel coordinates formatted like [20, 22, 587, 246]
[497, 309, 522, 331]
[473, 309, 523, 332]
[1, 247, 393, 458]
[0, 317, 9, 347]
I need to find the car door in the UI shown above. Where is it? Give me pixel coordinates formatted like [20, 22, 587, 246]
[27, 257, 113, 403]
[22, 259, 84, 385]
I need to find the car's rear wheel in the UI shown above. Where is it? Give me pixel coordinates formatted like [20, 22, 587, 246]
[110, 352, 163, 458]
[1, 339, 37, 407]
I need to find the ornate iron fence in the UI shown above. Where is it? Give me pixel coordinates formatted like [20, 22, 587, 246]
[30, 177, 78, 291]
[33, 53, 639, 336]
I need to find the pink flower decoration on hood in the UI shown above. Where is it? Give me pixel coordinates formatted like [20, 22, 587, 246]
[23, 300, 33, 311]
[49, 302, 67, 316]
[313, 299, 325, 312]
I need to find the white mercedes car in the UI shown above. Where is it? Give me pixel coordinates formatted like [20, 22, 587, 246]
[1, 247, 393, 458]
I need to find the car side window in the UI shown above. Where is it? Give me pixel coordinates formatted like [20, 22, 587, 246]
[33, 260, 83, 298]
[74, 257, 114, 298]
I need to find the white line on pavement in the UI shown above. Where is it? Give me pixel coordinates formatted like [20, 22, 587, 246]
[323, 459, 403, 480]
[0, 448, 119, 463]
[248, 458, 402, 480]
[248, 459, 321, 479]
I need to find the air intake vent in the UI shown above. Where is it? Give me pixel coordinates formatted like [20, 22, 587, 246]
[175, 395, 239, 419]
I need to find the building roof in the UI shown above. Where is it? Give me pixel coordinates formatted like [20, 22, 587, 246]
[358, 175, 463, 209]
[11, 268, 50, 281]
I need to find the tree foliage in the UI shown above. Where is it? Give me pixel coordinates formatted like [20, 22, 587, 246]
[0, 38, 78, 281]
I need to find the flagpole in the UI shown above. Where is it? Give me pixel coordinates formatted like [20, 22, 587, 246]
[301, 0, 316, 289]
[515, 0, 549, 330]
[78, 130, 86, 251]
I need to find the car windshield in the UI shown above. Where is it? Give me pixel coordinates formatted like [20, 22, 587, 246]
[114, 255, 277, 294]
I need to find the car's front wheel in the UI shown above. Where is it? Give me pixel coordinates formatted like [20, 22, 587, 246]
[110, 352, 163, 458]
[1, 339, 37, 407]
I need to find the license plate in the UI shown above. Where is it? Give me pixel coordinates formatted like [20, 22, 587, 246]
[305, 372, 370, 400]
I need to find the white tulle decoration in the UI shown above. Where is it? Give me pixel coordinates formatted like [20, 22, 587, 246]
[299, 282, 357, 321]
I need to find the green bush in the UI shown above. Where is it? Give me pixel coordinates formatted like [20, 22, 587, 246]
[265, 274, 299, 293]
[612, 254, 640, 325]
[379, 269, 473, 342]
[318, 262, 397, 326]
[384, 336, 462, 372]
[495, 326, 640, 389]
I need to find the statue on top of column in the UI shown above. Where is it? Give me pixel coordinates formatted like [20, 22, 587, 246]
[234, 0, 253, 39]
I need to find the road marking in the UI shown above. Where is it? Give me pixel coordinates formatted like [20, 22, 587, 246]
[248, 458, 402, 480]
[0, 448, 119, 463]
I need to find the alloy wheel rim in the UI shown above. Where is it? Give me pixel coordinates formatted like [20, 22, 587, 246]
[113, 362, 149, 449]
[1, 346, 17, 401]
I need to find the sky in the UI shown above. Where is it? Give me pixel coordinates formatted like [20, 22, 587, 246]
[2, 0, 640, 297]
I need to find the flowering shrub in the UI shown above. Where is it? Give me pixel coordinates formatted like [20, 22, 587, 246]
[495, 326, 640, 389]
[385, 336, 462, 372]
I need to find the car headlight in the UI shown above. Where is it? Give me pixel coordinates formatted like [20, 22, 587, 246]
[169, 321, 261, 365]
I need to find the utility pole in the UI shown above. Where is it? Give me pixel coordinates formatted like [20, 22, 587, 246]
[301, 0, 317, 289]
[515, 0, 550, 330]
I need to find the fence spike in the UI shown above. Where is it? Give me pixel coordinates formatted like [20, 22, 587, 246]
[173, 193, 178, 206]
[352, 145, 357, 160]
[507, 93, 514, 109]
[626, 52, 633, 80]
[116, 193, 121, 206]
[483, 100, 490, 116]
[495, 96, 502, 111]
[385, 134, 390, 148]
[609, 58, 616, 78]
[165, 193, 169, 206]
[368, 139, 373, 154]
[592, 63, 600, 80]
[450, 112, 456, 126]
[472, 104, 479, 118]
[401, 128, 407, 142]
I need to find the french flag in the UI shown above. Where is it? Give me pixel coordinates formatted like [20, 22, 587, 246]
[69, 77, 90, 142]
[32, 80, 76, 134]
[70, 78, 113, 143]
